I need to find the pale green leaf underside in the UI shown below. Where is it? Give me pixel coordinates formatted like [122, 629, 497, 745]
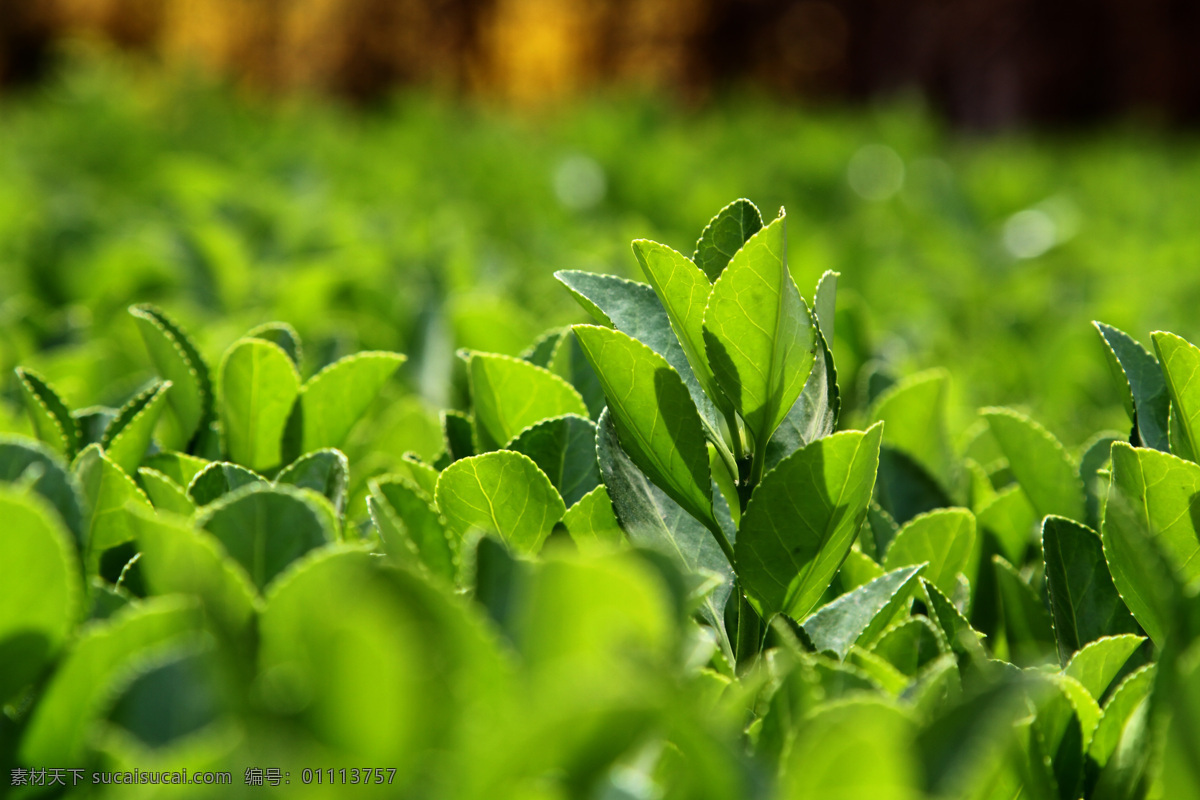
[799, 563, 927, 659]
[218, 338, 301, 472]
[468, 352, 587, 451]
[702, 214, 815, 448]
[434, 450, 565, 554]
[736, 424, 883, 619]
[573, 325, 714, 530]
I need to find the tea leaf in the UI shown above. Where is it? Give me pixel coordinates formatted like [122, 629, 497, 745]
[218, 338, 301, 471]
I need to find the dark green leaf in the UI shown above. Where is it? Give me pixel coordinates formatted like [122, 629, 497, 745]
[246, 321, 302, 368]
[467, 351, 587, 451]
[1042, 516, 1139, 662]
[505, 413, 599, 507]
[870, 616, 947, 677]
[521, 328, 565, 369]
[441, 409, 475, 462]
[135, 467, 195, 516]
[875, 446, 953, 525]
[692, 198, 763, 281]
[0, 434, 85, 545]
[765, 321, 839, 472]
[275, 448, 349, 516]
[186, 461, 264, 506]
[129, 304, 213, 452]
[15, 367, 78, 459]
[1094, 321, 1169, 452]
[977, 484, 1037, 564]
[369, 475, 454, 580]
[993, 555, 1056, 665]
[195, 483, 333, 590]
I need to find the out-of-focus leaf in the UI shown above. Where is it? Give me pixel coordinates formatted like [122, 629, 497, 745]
[186, 461, 264, 506]
[73, 444, 152, 566]
[0, 435, 85, 544]
[15, 367, 78, 459]
[561, 485, 624, 552]
[129, 305, 213, 452]
[983, 408, 1085, 523]
[275, 448, 349, 516]
[869, 370, 955, 494]
[101, 380, 172, 474]
[977, 484, 1037, 564]
[135, 468, 195, 516]
[369, 475, 454, 580]
[246, 321, 302, 367]
[993, 555, 1056, 665]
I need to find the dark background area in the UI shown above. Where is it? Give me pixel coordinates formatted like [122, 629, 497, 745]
[3, 0, 1199, 129]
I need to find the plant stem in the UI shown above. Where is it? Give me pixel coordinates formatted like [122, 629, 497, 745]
[748, 442, 766, 490]
[724, 407, 744, 463]
[705, 516, 736, 568]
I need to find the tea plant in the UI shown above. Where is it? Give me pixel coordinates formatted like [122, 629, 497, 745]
[2, 200, 1199, 799]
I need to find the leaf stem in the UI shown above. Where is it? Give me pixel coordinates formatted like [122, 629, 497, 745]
[724, 407, 744, 463]
[748, 441, 767, 490]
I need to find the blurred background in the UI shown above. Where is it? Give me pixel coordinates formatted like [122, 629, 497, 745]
[2, 0, 1200, 455]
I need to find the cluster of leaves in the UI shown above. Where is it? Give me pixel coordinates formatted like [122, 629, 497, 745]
[3, 200, 1200, 799]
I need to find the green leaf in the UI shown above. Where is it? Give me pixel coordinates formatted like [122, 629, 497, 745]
[780, 697, 921, 800]
[1042, 516, 1139, 662]
[555, 270, 729, 454]
[1094, 322, 1169, 452]
[1081, 431, 1125, 530]
[921, 578, 987, 664]
[1152, 330, 1200, 462]
[812, 269, 838, 344]
[15, 367, 78, 459]
[702, 213, 815, 450]
[466, 352, 588, 452]
[977, 484, 1037, 564]
[765, 320, 839, 472]
[799, 564, 926, 659]
[1062, 634, 1145, 700]
[632, 239, 728, 413]
[883, 508, 976, 598]
[1087, 664, 1155, 768]
[875, 446, 953, 526]
[129, 304, 213, 451]
[0, 435, 85, 545]
[869, 369, 955, 493]
[19, 596, 201, 765]
[195, 483, 333, 590]
[275, 448, 349, 517]
[983, 408, 1085, 522]
[596, 410, 733, 658]
[573, 325, 716, 533]
[73, 406, 117, 448]
[393, 453, 440, 497]
[441, 409, 475, 462]
[246, 321, 302, 368]
[847, 646, 911, 696]
[561, 485, 624, 552]
[186, 461, 264, 506]
[692, 197, 763, 281]
[218, 338, 301, 471]
[992, 555, 1056, 665]
[128, 506, 258, 646]
[369, 475, 454, 580]
[287, 351, 406, 456]
[135, 468, 196, 516]
[839, 548, 885, 592]
[142, 450, 209, 489]
[0, 488, 81, 702]
[434, 451, 565, 554]
[521, 327, 566, 369]
[1102, 442, 1200, 644]
[870, 616, 947, 677]
[736, 424, 883, 619]
[505, 413, 599, 507]
[73, 444, 152, 566]
[101, 380, 172, 474]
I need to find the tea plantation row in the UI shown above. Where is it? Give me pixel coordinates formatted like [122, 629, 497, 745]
[2, 198, 1199, 799]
